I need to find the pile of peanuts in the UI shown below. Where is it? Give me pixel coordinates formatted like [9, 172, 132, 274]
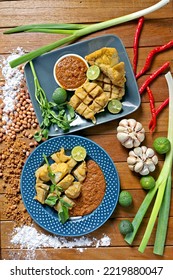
[0, 76, 39, 145]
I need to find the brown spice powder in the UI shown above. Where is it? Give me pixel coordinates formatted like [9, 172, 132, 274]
[1, 137, 33, 226]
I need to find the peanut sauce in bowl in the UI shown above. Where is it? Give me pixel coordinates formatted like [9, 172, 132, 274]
[53, 54, 88, 90]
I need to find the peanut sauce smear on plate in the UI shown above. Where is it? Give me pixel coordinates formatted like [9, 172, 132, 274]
[69, 159, 106, 217]
[54, 54, 88, 90]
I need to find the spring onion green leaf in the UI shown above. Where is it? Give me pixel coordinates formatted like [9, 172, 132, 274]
[125, 72, 173, 254]
[27, 28, 76, 34]
[45, 195, 58, 207]
[4, 23, 87, 34]
[8, 0, 170, 68]
[43, 154, 56, 184]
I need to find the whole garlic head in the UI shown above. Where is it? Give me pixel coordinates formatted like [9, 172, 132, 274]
[127, 146, 158, 175]
[117, 119, 145, 148]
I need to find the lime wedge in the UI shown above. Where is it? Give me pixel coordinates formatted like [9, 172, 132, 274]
[86, 65, 100, 80]
[108, 99, 122, 114]
[71, 146, 87, 161]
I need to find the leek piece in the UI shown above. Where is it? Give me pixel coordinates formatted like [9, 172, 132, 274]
[125, 71, 173, 252]
[138, 71, 173, 253]
[153, 172, 172, 255]
[4, 23, 87, 34]
[124, 185, 158, 245]
[9, 0, 170, 68]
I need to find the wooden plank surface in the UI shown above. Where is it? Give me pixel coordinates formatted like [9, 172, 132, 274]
[0, 0, 173, 260]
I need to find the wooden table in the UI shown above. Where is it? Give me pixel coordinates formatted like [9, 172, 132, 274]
[0, 0, 173, 260]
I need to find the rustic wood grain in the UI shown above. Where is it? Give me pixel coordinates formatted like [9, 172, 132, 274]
[0, 0, 173, 260]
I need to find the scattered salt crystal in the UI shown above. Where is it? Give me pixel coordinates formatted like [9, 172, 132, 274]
[10, 225, 111, 259]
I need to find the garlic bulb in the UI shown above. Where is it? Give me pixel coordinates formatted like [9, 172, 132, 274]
[117, 119, 145, 148]
[127, 146, 158, 175]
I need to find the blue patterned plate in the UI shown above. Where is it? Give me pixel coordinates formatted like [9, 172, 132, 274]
[20, 135, 120, 236]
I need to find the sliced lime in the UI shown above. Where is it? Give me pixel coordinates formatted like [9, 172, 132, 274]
[71, 146, 87, 161]
[108, 99, 122, 114]
[86, 65, 100, 80]
[52, 87, 67, 105]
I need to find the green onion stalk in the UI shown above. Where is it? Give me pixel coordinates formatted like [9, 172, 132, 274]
[125, 72, 173, 255]
[5, 0, 170, 68]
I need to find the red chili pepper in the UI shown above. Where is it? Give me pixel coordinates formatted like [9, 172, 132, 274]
[149, 97, 169, 130]
[133, 17, 144, 76]
[136, 40, 173, 79]
[147, 86, 156, 132]
[139, 61, 170, 95]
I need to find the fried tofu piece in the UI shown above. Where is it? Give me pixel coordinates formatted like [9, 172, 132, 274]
[85, 47, 119, 66]
[58, 174, 75, 190]
[68, 94, 81, 109]
[75, 87, 88, 100]
[100, 62, 126, 87]
[54, 195, 75, 212]
[34, 182, 49, 204]
[35, 164, 50, 182]
[50, 162, 69, 183]
[66, 157, 77, 173]
[51, 147, 71, 163]
[83, 81, 97, 92]
[95, 92, 109, 107]
[69, 81, 107, 123]
[89, 85, 103, 98]
[65, 182, 82, 199]
[82, 107, 96, 123]
[95, 71, 125, 100]
[73, 161, 87, 182]
[89, 101, 102, 114]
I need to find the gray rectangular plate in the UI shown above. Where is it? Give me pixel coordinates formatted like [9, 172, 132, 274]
[24, 34, 141, 136]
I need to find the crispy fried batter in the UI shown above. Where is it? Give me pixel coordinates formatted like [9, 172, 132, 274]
[69, 81, 109, 123]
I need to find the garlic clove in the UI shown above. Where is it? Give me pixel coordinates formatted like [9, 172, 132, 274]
[128, 165, 135, 171]
[137, 132, 145, 143]
[135, 122, 143, 132]
[127, 156, 136, 165]
[119, 119, 128, 127]
[134, 147, 143, 157]
[128, 119, 137, 129]
[117, 126, 127, 132]
[123, 138, 134, 148]
[117, 132, 129, 143]
[146, 148, 155, 158]
[140, 165, 150, 176]
[133, 139, 141, 147]
[134, 161, 144, 173]
[141, 146, 147, 154]
[152, 155, 159, 165]
[129, 150, 137, 157]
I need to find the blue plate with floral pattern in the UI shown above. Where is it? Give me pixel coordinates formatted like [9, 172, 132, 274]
[20, 135, 120, 236]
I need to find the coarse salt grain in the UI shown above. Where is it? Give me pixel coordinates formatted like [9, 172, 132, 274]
[10, 225, 111, 259]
